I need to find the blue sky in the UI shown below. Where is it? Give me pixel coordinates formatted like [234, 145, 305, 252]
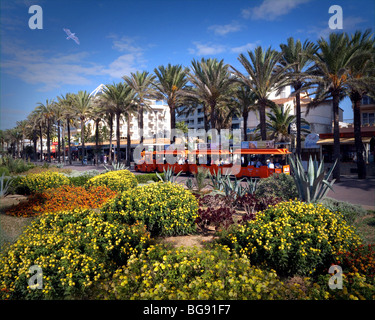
[1, 0, 374, 129]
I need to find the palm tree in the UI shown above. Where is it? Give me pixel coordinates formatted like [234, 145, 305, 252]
[71, 91, 92, 163]
[90, 97, 107, 166]
[280, 37, 318, 156]
[260, 104, 310, 144]
[57, 93, 75, 164]
[153, 64, 189, 138]
[36, 99, 55, 162]
[187, 58, 233, 130]
[346, 30, 375, 179]
[52, 100, 67, 163]
[102, 83, 135, 163]
[231, 46, 287, 141]
[231, 85, 257, 140]
[307, 32, 370, 181]
[123, 71, 156, 144]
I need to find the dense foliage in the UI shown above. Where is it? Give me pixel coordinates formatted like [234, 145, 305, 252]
[219, 200, 363, 276]
[102, 182, 199, 236]
[18, 171, 70, 194]
[85, 169, 137, 192]
[0, 209, 150, 300]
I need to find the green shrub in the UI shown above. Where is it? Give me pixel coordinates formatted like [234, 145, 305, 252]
[135, 173, 164, 184]
[219, 200, 362, 277]
[0, 209, 150, 300]
[18, 171, 70, 194]
[103, 244, 300, 300]
[255, 173, 298, 200]
[102, 182, 199, 236]
[85, 169, 137, 192]
[320, 197, 367, 224]
[0, 167, 10, 176]
[67, 171, 100, 187]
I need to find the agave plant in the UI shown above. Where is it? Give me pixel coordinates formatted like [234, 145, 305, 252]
[104, 163, 129, 172]
[289, 155, 337, 203]
[0, 173, 13, 198]
[156, 167, 183, 183]
[209, 169, 232, 191]
[242, 177, 258, 195]
[222, 176, 247, 199]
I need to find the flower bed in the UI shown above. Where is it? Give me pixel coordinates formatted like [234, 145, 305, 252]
[0, 209, 150, 300]
[5, 185, 118, 218]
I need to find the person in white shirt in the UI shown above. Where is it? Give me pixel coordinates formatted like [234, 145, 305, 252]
[268, 158, 275, 169]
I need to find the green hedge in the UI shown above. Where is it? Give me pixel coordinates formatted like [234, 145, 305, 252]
[135, 173, 164, 184]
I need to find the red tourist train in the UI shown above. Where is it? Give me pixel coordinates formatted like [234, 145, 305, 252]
[135, 148, 291, 179]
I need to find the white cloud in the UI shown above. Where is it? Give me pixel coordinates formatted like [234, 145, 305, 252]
[230, 42, 257, 54]
[188, 41, 259, 56]
[242, 0, 311, 21]
[188, 42, 226, 56]
[0, 35, 148, 91]
[1, 43, 102, 91]
[103, 53, 142, 79]
[208, 21, 242, 36]
[107, 34, 143, 53]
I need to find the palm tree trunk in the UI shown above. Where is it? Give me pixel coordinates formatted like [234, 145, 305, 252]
[116, 111, 121, 163]
[210, 103, 216, 130]
[203, 103, 209, 131]
[126, 114, 131, 167]
[352, 93, 366, 179]
[170, 102, 176, 143]
[47, 120, 51, 162]
[139, 105, 144, 144]
[259, 102, 267, 141]
[57, 120, 61, 163]
[243, 110, 249, 141]
[108, 113, 113, 164]
[67, 118, 72, 165]
[80, 119, 85, 163]
[39, 125, 43, 161]
[295, 91, 302, 156]
[33, 129, 37, 161]
[95, 119, 100, 167]
[332, 94, 341, 182]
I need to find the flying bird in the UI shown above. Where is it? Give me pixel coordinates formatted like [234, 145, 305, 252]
[63, 28, 80, 45]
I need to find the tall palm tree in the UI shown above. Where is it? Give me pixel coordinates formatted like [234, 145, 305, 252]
[36, 99, 55, 162]
[102, 83, 135, 163]
[123, 71, 156, 144]
[71, 91, 92, 163]
[52, 100, 66, 163]
[231, 85, 257, 140]
[231, 46, 287, 141]
[280, 37, 318, 156]
[58, 93, 76, 165]
[346, 30, 375, 179]
[90, 97, 107, 166]
[153, 64, 189, 138]
[307, 32, 370, 181]
[187, 58, 233, 130]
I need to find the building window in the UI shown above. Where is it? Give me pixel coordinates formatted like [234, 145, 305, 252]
[362, 96, 375, 105]
[362, 112, 375, 125]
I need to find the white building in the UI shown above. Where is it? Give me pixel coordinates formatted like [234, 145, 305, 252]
[88, 84, 170, 142]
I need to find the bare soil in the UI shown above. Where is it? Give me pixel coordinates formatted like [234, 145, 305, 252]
[0, 195, 35, 248]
